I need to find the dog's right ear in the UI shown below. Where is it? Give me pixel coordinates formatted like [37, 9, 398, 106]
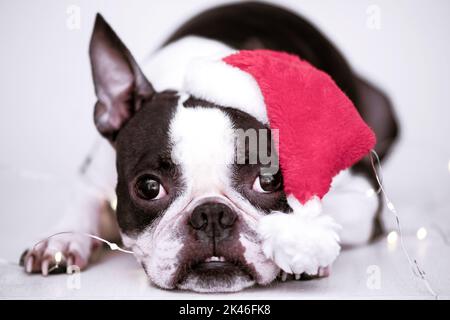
[89, 14, 154, 141]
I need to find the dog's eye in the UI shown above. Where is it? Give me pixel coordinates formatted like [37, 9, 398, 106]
[135, 175, 166, 200]
[252, 173, 282, 193]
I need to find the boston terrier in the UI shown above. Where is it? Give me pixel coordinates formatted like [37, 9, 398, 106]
[21, 2, 398, 293]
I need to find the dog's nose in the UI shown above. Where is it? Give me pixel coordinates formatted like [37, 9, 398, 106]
[189, 202, 237, 240]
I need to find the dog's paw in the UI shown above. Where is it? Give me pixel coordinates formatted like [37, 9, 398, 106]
[20, 233, 100, 276]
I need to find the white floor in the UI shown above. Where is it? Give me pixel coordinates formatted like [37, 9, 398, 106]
[1, 234, 449, 299]
[1, 0, 450, 300]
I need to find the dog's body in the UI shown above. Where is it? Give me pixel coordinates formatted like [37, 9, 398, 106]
[21, 2, 397, 293]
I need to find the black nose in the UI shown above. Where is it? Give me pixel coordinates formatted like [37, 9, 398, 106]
[189, 202, 237, 241]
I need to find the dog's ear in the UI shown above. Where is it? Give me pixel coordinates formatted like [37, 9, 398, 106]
[89, 14, 154, 141]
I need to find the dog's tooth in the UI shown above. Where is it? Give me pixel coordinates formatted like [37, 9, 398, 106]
[204, 256, 225, 263]
[281, 271, 287, 282]
[294, 273, 301, 280]
[25, 256, 33, 273]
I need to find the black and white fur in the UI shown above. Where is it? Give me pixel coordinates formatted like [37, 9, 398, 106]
[21, 2, 398, 293]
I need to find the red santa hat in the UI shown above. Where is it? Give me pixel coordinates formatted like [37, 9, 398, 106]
[183, 49, 376, 275]
[185, 50, 375, 203]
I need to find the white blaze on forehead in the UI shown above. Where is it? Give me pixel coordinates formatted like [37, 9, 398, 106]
[169, 99, 236, 195]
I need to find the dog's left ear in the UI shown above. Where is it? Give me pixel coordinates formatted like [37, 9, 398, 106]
[89, 13, 154, 141]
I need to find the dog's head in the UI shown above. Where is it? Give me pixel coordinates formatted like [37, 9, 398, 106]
[89, 15, 289, 292]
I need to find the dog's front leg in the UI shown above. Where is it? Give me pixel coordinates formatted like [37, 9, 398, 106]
[322, 169, 379, 246]
[20, 140, 118, 275]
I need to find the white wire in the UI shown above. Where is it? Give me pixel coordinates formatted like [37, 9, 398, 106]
[369, 149, 438, 298]
[0, 232, 134, 269]
[32, 231, 134, 254]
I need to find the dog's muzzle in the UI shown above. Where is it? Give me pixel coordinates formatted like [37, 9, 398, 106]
[171, 196, 259, 292]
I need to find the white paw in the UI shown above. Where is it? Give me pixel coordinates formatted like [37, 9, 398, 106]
[20, 233, 100, 276]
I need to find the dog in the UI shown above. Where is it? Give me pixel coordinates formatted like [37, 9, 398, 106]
[20, 2, 398, 293]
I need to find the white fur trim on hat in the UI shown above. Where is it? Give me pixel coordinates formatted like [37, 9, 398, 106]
[257, 195, 341, 275]
[183, 57, 268, 124]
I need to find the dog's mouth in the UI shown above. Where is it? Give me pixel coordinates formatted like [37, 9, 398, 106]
[176, 255, 256, 293]
[192, 256, 245, 274]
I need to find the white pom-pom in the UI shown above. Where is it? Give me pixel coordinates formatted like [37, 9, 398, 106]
[257, 196, 341, 275]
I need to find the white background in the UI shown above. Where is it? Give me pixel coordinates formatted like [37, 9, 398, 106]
[0, 0, 449, 278]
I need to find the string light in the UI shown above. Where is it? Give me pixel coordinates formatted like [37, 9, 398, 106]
[387, 231, 398, 245]
[24, 231, 134, 274]
[54, 251, 63, 264]
[365, 188, 376, 197]
[370, 150, 438, 298]
[32, 232, 135, 254]
[23, 231, 134, 275]
[416, 227, 427, 240]
[47, 251, 63, 274]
